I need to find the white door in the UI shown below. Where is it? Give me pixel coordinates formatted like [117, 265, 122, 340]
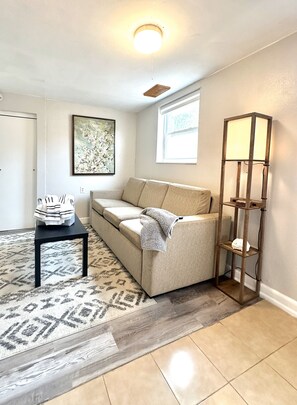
[0, 112, 37, 230]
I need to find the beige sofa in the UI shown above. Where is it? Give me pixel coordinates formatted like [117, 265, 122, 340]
[90, 177, 231, 297]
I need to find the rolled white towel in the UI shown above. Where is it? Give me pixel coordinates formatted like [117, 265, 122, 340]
[34, 193, 75, 224]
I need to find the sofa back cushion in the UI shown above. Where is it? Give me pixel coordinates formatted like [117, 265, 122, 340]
[138, 180, 169, 209]
[161, 184, 211, 216]
[122, 177, 146, 206]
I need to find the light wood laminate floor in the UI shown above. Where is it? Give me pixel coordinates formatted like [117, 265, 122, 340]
[45, 300, 297, 405]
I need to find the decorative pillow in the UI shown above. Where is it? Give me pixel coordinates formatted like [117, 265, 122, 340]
[161, 185, 211, 216]
[122, 177, 146, 206]
[138, 180, 169, 208]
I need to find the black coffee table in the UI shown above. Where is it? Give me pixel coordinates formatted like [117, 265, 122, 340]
[34, 215, 88, 287]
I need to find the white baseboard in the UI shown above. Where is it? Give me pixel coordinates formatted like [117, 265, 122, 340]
[234, 268, 257, 290]
[260, 284, 297, 318]
[233, 268, 297, 318]
[79, 217, 89, 225]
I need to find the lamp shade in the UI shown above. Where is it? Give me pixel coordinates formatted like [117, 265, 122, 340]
[134, 24, 163, 54]
[225, 113, 271, 161]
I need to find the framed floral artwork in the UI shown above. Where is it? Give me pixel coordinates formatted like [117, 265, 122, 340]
[72, 115, 115, 175]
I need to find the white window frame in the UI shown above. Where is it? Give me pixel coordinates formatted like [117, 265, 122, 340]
[156, 90, 200, 164]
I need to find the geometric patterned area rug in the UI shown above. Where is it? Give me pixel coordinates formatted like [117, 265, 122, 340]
[0, 226, 155, 360]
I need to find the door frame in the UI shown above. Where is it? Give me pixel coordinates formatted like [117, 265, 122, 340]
[0, 110, 38, 229]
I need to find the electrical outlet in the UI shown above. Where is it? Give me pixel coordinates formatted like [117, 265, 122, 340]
[80, 187, 86, 194]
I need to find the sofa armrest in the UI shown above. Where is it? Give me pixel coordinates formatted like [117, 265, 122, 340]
[141, 213, 231, 296]
[90, 189, 123, 200]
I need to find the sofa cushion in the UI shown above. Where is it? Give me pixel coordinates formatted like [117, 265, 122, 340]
[161, 185, 211, 216]
[119, 219, 142, 249]
[103, 206, 143, 228]
[121, 177, 146, 206]
[138, 180, 169, 209]
[92, 198, 134, 215]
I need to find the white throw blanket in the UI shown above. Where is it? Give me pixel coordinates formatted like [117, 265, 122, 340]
[140, 207, 181, 252]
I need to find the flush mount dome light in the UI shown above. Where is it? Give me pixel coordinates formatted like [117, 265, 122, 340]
[134, 24, 163, 54]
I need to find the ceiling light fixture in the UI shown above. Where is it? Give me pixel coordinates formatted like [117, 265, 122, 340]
[134, 24, 163, 54]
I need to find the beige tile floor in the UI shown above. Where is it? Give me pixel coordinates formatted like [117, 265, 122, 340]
[45, 300, 297, 405]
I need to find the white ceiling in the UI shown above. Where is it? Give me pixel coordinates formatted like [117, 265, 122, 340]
[1, 0, 297, 112]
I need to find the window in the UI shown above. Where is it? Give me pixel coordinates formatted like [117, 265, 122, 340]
[156, 90, 200, 164]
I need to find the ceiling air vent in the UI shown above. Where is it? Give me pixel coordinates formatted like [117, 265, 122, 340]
[143, 84, 171, 98]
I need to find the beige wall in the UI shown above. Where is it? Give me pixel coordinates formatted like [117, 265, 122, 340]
[135, 33, 297, 301]
[0, 94, 137, 218]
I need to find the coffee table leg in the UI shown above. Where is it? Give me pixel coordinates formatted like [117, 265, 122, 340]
[35, 241, 41, 287]
[82, 235, 88, 277]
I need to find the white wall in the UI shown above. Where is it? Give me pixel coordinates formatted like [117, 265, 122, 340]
[0, 93, 47, 199]
[0, 94, 136, 218]
[136, 33, 297, 302]
[45, 100, 136, 218]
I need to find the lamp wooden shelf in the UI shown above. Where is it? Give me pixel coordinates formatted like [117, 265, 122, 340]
[215, 112, 272, 305]
[219, 242, 259, 257]
[226, 197, 265, 209]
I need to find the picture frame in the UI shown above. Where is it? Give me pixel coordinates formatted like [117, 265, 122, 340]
[72, 115, 115, 175]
